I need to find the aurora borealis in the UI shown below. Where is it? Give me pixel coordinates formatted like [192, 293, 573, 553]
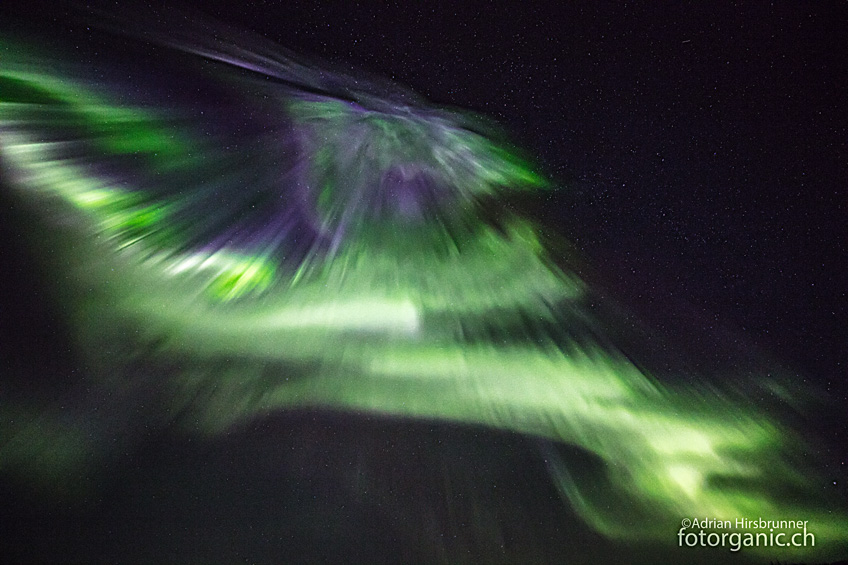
[1, 4, 846, 564]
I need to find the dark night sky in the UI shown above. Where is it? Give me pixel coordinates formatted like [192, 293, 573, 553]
[1, 1, 847, 563]
[108, 1, 847, 383]
[4, 1, 845, 390]
[184, 2, 848, 400]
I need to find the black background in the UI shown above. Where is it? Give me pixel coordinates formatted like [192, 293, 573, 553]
[1, 1, 846, 563]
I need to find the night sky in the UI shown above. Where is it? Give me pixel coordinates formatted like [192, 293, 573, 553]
[97, 0, 847, 400]
[1, 1, 846, 564]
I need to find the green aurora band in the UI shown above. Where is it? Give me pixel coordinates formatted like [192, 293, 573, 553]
[0, 32, 845, 559]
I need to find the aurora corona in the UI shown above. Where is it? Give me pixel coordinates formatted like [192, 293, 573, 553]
[0, 15, 845, 560]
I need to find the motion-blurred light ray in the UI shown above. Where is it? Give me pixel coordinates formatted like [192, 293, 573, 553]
[0, 20, 845, 559]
